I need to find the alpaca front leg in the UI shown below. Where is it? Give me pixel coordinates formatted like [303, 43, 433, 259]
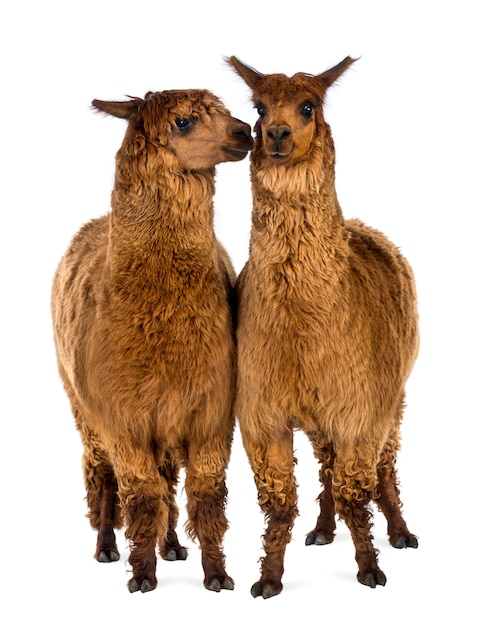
[184, 441, 234, 592]
[111, 447, 167, 593]
[333, 445, 385, 587]
[248, 431, 298, 599]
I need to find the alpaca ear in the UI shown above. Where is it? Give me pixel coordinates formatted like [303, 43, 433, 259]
[227, 56, 264, 89]
[316, 56, 358, 90]
[92, 98, 141, 121]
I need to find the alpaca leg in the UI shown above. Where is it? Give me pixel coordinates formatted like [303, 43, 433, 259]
[375, 423, 418, 549]
[110, 445, 167, 593]
[158, 455, 188, 561]
[79, 421, 121, 563]
[184, 439, 233, 592]
[333, 443, 386, 588]
[305, 438, 337, 546]
[247, 430, 298, 599]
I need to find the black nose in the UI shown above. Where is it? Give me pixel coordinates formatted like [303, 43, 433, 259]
[267, 125, 292, 141]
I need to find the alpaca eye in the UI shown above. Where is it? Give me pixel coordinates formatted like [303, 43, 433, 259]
[256, 105, 266, 118]
[301, 104, 315, 119]
[175, 118, 194, 131]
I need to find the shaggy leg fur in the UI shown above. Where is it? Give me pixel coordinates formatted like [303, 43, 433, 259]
[247, 431, 298, 599]
[375, 403, 418, 549]
[78, 417, 122, 563]
[305, 438, 337, 546]
[184, 440, 234, 592]
[332, 443, 386, 588]
[110, 445, 168, 593]
[158, 457, 188, 561]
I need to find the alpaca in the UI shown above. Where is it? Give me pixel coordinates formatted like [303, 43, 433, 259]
[228, 56, 419, 598]
[51, 88, 253, 593]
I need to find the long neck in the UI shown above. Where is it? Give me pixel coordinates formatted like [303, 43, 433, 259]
[249, 126, 348, 278]
[108, 158, 217, 294]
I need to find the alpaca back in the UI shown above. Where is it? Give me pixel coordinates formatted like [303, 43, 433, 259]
[345, 217, 419, 379]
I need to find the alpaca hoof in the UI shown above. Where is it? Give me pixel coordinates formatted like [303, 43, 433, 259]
[358, 569, 386, 588]
[305, 531, 335, 546]
[163, 547, 188, 561]
[392, 535, 418, 549]
[97, 549, 120, 563]
[128, 577, 157, 593]
[205, 575, 235, 592]
[251, 581, 282, 599]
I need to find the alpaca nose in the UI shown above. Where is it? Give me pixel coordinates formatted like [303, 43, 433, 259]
[230, 120, 253, 141]
[267, 125, 292, 141]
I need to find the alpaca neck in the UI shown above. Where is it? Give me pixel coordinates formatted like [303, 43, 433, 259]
[108, 167, 216, 292]
[250, 129, 347, 273]
[250, 128, 348, 304]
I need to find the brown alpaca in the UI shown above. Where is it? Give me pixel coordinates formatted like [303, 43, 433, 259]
[51, 88, 252, 593]
[228, 56, 419, 598]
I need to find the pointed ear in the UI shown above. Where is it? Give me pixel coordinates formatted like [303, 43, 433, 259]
[91, 98, 141, 120]
[226, 56, 264, 89]
[316, 56, 359, 90]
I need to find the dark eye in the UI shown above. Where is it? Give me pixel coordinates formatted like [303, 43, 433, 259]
[256, 105, 266, 118]
[301, 103, 315, 119]
[175, 118, 194, 131]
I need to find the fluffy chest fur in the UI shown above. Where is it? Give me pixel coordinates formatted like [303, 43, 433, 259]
[236, 206, 418, 429]
[53, 214, 235, 436]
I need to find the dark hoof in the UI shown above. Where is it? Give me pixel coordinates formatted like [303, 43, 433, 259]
[358, 570, 387, 588]
[392, 535, 418, 549]
[251, 581, 282, 599]
[97, 549, 120, 563]
[163, 547, 188, 561]
[128, 577, 157, 593]
[305, 531, 335, 546]
[205, 576, 234, 592]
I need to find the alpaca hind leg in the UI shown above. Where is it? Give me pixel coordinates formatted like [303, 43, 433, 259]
[111, 445, 167, 593]
[158, 454, 188, 561]
[305, 438, 336, 546]
[247, 430, 298, 599]
[375, 425, 418, 549]
[333, 443, 385, 587]
[185, 439, 233, 592]
[80, 421, 121, 563]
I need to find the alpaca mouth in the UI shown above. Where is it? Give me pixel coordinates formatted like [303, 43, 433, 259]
[267, 150, 291, 161]
[223, 146, 250, 160]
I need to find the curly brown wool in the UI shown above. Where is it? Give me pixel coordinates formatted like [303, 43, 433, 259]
[228, 56, 419, 598]
[51, 88, 253, 593]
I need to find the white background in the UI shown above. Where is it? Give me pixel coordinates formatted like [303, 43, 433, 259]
[1, 1, 492, 623]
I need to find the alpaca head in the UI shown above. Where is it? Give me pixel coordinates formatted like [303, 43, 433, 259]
[92, 90, 253, 172]
[227, 57, 357, 167]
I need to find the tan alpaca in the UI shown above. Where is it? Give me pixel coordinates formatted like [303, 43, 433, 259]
[51, 89, 252, 593]
[228, 56, 419, 598]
